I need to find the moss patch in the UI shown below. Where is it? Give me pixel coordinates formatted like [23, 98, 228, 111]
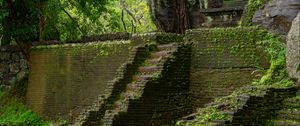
[156, 34, 184, 44]
[32, 40, 131, 57]
[240, 0, 271, 26]
[188, 27, 270, 69]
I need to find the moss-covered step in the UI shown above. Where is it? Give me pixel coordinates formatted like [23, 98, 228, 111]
[101, 43, 178, 125]
[273, 95, 300, 126]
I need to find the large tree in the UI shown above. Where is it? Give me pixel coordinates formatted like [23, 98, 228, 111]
[148, 0, 205, 34]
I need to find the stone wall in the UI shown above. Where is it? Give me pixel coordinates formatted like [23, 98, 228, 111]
[0, 46, 28, 88]
[26, 41, 132, 122]
[187, 27, 269, 109]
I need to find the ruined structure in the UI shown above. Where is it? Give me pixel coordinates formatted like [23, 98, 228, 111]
[1, 0, 299, 126]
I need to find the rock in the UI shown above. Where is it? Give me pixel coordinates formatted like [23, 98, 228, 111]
[9, 63, 20, 73]
[286, 13, 300, 83]
[253, 0, 300, 35]
[0, 52, 10, 61]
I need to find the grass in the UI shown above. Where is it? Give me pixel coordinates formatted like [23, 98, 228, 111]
[0, 89, 50, 126]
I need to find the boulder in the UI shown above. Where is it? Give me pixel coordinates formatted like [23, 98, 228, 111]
[253, 0, 300, 35]
[286, 13, 300, 83]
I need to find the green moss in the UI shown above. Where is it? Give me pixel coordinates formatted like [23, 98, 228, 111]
[156, 34, 184, 44]
[176, 106, 228, 126]
[32, 40, 131, 57]
[196, 107, 228, 123]
[188, 27, 263, 68]
[240, 0, 271, 26]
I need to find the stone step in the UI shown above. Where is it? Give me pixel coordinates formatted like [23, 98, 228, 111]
[146, 57, 162, 64]
[133, 75, 152, 82]
[157, 43, 177, 51]
[277, 109, 300, 120]
[284, 97, 300, 108]
[274, 120, 300, 126]
[151, 50, 172, 58]
[138, 66, 161, 73]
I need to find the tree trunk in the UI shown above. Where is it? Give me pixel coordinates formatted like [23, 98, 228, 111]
[150, 0, 189, 34]
[149, 0, 205, 34]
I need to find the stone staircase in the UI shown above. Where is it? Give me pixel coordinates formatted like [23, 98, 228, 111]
[72, 43, 181, 126]
[274, 90, 300, 126]
[102, 43, 178, 125]
[73, 44, 154, 126]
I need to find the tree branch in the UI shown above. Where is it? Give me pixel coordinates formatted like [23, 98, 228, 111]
[120, 0, 141, 25]
[62, 8, 84, 33]
[121, 10, 127, 32]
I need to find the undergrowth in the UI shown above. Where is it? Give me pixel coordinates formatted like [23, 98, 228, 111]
[253, 29, 294, 87]
[0, 88, 49, 125]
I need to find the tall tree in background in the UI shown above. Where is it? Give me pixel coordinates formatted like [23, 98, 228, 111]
[0, 0, 42, 59]
[119, 0, 156, 33]
[149, 0, 189, 34]
[148, 0, 205, 34]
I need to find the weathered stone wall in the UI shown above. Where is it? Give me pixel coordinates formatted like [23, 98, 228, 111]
[187, 27, 269, 109]
[0, 46, 28, 88]
[26, 41, 132, 121]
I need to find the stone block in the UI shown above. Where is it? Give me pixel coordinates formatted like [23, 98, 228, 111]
[286, 13, 300, 83]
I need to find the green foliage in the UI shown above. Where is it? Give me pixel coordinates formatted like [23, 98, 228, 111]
[176, 106, 228, 126]
[196, 107, 228, 123]
[240, 0, 271, 26]
[120, 0, 156, 33]
[1, 0, 155, 44]
[254, 29, 294, 87]
[0, 0, 40, 43]
[0, 90, 49, 126]
[42, 0, 122, 41]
